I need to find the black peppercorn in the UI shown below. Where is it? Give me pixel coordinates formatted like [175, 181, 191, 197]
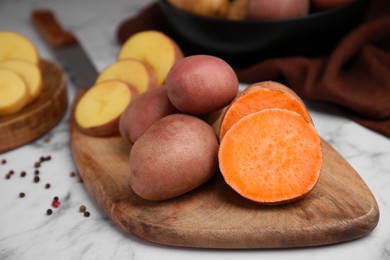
[33, 176, 40, 183]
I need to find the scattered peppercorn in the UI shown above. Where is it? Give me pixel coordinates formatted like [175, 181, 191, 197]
[5, 173, 11, 179]
[69, 171, 76, 177]
[79, 205, 87, 213]
[46, 209, 53, 215]
[33, 176, 40, 183]
[34, 161, 41, 168]
[19, 192, 25, 198]
[52, 199, 61, 208]
[20, 171, 26, 177]
[34, 170, 40, 175]
[45, 183, 51, 189]
[1, 159, 6, 164]
[84, 211, 90, 217]
[53, 196, 59, 201]
[45, 156, 51, 161]
[9, 170, 14, 175]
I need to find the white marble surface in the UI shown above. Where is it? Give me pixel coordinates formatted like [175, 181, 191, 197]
[1, 0, 389, 259]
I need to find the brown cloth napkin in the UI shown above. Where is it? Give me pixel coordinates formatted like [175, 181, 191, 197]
[117, 1, 390, 137]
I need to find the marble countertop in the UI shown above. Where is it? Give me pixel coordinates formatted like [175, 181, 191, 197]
[1, 0, 389, 259]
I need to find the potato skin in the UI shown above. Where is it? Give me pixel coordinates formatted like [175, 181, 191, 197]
[129, 114, 219, 201]
[311, 0, 353, 11]
[166, 55, 239, 115]
[247, 0, 309, 20]
[119, 85, 179, 144]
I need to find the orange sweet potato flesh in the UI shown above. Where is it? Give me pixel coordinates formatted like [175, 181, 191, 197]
[219, 81, 312, 140]
[218, 108, 322, 204]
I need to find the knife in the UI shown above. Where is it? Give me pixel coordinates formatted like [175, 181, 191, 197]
[31, 9, 98, 88]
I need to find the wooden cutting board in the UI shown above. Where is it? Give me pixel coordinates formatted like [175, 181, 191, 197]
[0, 60, 67, 153]
[70, 91, 379, 248]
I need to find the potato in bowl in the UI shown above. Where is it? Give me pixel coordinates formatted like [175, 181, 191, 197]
[159, 0, 369, 63]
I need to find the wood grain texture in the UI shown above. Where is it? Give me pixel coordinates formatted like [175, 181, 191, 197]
[0, 60, 67, 153]
[70, 91, 379, 248]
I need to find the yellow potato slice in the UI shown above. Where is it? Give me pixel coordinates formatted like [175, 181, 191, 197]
[75, 80, 132, 137]
[117, 30, 183, 85]
[0, 68, 29, 116]
[0, 31, 39, 65]
[0, 59, 42, 102]
[96, 59, 156, 94]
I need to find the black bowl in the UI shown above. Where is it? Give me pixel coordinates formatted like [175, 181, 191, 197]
[159, 0, 369, 64]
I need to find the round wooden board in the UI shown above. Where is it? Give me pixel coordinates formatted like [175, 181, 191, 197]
[70, 90, 379, 249]
[0, 60, 67, 153]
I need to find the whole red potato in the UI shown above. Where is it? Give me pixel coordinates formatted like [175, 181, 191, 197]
[247, 0, 309, 20]
[166, 55, 239, 115]
[119, 85, 179, 144]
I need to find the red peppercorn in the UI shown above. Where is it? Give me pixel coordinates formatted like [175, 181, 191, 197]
[52, 197, 60, 208]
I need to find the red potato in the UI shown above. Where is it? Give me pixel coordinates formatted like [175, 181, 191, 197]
[166, 55, 239, 115]
[311, 0, 353, 11]
[129, 114, 219, 201]
[119, 85, 179, 144]
[247, 0, 309, 20]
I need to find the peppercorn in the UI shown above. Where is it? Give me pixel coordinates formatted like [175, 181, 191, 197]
[46, 209, 53, 215]
[84, 211, 90, 217]
[20, 171, 26, 177]
[1, 159, 6, 164]
[19, 192, 25, 198]
[34, 161, 41, 168]
[45, 183, 51, 189]
[52, 199, 60, 208]
[79, 205, 87, 213]
[33, 176, 40, 183]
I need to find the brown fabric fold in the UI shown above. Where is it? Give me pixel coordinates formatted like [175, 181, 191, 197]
[117, 1, 390, 137]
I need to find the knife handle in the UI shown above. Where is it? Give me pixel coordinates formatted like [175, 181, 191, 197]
[31, 9, 77, 48]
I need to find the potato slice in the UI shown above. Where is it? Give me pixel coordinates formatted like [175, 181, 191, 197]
[0, 68, 29, 116]
[117, 30, 183, 85]
[96, 58, 157, 94]
[0, 59, 42, 102]
[0, 31, 39, 65]
[75, 80, 133, 137]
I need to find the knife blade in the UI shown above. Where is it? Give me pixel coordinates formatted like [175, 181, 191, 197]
[31, 9, 98, 88]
